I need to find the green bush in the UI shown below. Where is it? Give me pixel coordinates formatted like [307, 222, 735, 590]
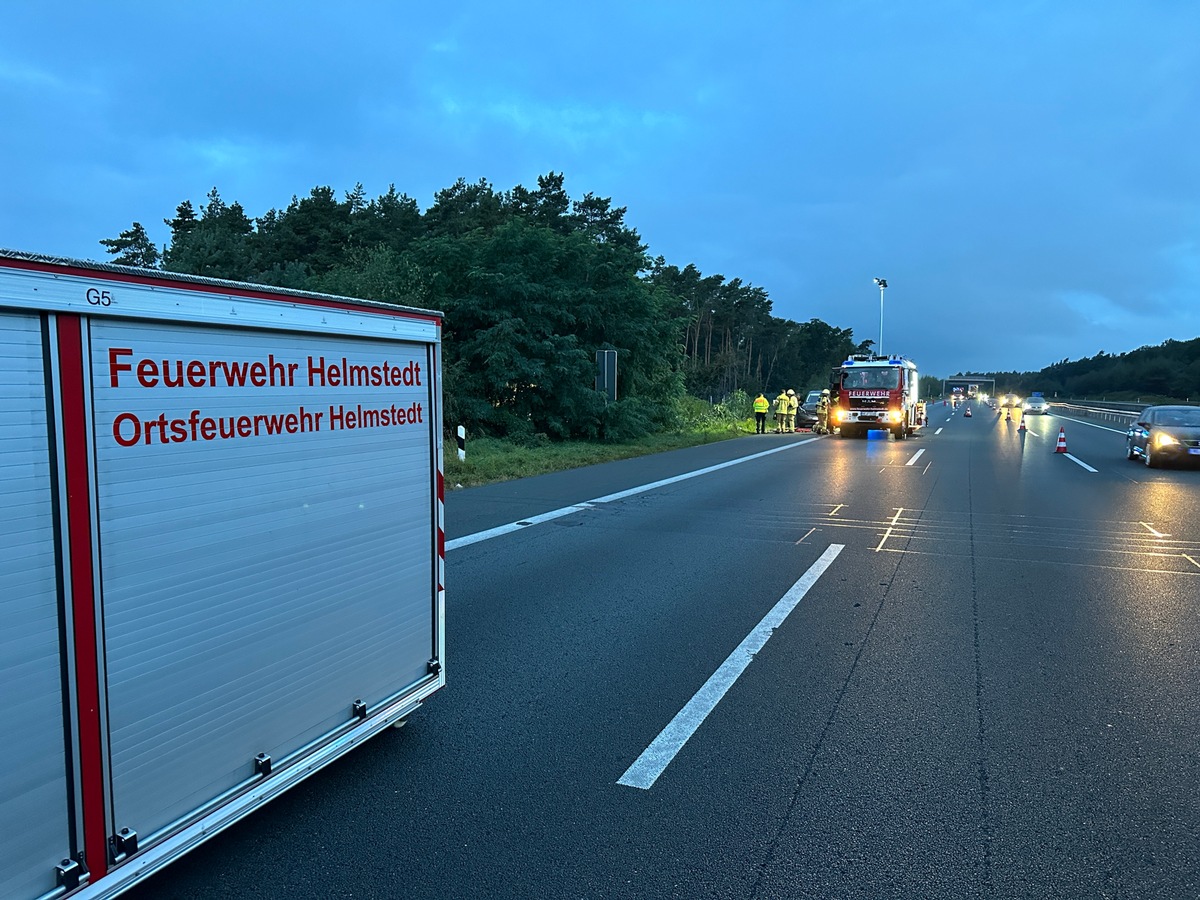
[713, 389, 752, 423]
[674, 394, 717, 430]
[671, 390, 752, 433]
[599, 397, 656, 442]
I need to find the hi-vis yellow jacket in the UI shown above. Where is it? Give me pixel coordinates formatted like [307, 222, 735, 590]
[753, 394, 770, 413]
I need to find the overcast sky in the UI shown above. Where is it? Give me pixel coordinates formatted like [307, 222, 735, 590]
[2, 1, 1197, 378]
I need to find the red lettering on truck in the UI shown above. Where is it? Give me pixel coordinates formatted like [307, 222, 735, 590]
[106, 351, 299, 388]
[111, 406, 325, 446]
[109, 347, 133, 386]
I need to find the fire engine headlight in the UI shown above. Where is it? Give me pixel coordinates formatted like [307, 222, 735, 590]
[833, 409, 844, 423]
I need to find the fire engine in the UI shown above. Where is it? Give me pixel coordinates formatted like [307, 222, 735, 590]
[831, 354, 922, 439]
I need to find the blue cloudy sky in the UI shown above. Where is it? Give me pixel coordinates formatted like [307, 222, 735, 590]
[2, 1, 1197, 378]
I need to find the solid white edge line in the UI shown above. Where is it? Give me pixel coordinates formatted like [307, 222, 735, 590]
[1063, 453, 1098, 473]
[445, 505, 594, 550]
[1052, 415, 1128, 435]
[589, 439, 821, 504]
[617, 543, 844, 790]
[447, 439, 821, 551]
[905, 449, 925, 466]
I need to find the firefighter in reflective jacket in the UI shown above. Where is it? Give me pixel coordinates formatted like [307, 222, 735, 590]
[774, 389, 790, 433]
[752, 392, 770, 433]
[815, 389, 831, 434]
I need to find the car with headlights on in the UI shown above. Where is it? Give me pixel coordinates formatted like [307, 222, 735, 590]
[1000, 393, 1021, 408]
[1125, 405, 1200, 468]
[1022, 395, 1049, 414]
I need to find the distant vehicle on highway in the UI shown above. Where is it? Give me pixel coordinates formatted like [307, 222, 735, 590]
[1125, 405, 1200, 467]
[1000, 393, 1021, 408]
[802, 389, 823, 416]
[1022, 396, 1050, 414]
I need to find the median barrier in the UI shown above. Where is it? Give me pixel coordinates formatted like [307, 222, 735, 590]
[1052, 403, 1139, 425]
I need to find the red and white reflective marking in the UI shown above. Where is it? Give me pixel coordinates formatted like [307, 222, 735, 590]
[436, 469, 445, 593]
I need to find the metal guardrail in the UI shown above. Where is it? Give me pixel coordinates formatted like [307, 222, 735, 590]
[1051, 402, 1140, 425]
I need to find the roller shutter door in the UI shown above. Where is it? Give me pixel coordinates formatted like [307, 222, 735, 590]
[0, 313, 73, 900]
[91, 320, 435, 842]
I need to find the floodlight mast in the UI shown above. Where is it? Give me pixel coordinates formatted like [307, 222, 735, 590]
[873, 278, 888, 357]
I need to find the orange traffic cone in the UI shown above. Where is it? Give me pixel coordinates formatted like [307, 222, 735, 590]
[1054, 427, 1067, 453]
[1005, 408, 1011, 421]
[1018, 417, 1026, 432]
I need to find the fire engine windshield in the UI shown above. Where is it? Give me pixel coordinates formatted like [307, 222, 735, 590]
[843, 367, 900, 389]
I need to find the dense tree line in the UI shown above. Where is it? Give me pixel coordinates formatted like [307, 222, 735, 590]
[960, 338, 1200, 403]
[101, 174, 868, 439]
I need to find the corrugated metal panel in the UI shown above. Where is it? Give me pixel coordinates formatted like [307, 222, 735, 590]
[91, 319, 435, 842]
[0, 313, 73, 900]
[0, 259, 439, 343]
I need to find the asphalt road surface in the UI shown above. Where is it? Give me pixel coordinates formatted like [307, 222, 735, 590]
[127, 402, 1200, 899]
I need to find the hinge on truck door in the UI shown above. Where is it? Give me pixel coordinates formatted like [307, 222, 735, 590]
[254, 753, 272, 776]
[111, 827, 138, 859]
[55, 857, 84, 890]
[427, 658, 441, 676]
[352, 699, 368, 719]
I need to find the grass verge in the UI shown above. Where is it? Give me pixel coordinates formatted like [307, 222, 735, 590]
[444, 427, 748, 489]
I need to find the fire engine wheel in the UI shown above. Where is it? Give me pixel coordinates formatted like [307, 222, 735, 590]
[892, 424, 908, 440]
[838, 426, 857, 439]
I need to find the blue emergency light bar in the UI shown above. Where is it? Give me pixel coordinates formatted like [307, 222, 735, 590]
[841, 356, 911, 366]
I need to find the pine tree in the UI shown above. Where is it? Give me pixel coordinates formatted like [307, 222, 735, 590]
[99, 222, 161, 268]
[164, 200, 198, 244]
